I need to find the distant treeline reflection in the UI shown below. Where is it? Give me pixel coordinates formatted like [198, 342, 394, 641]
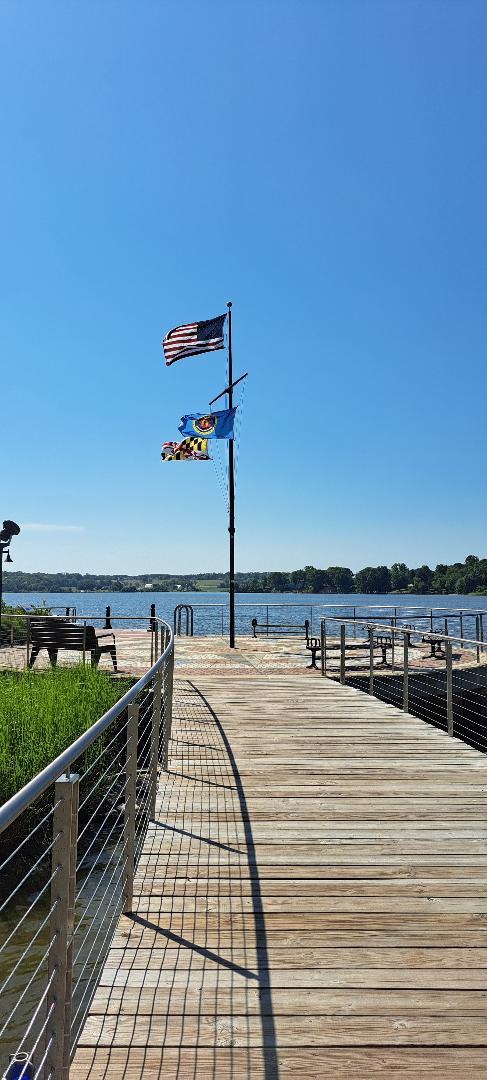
[3, 555, 487, 595]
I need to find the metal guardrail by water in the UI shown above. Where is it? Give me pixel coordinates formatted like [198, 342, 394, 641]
[0, 619, 174, 1080]
[171, 601, 487, 638]
[320, 617, 487, 753]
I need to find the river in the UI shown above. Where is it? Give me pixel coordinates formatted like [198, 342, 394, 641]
[4, 590, 486, 639]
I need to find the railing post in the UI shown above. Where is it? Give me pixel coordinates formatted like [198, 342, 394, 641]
[480, 613, 484, 654]
[154, 622, 159, 658]
[369, 631, 374, 695]
[46, 772, 79, 1079]
[353, 606, 356, 639]
[320, 619, 325, 677]
[150, 674, 162, 821]
[25, 616, 30, 669]
[162, 648, 174, 772]
[123, 704, 139, 914]
[340, 624, 345, 685]
[445, 640, 453, 737]
[82, 621, 86, 666]
[459, 610, 463, 644]
[403, 633, 408, 713]
[476, 616, 480, 663]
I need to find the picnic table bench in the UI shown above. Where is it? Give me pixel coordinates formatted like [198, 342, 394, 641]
[307, 623, 418, 672]
[28, 618, 118, 671]
[306, 631, 371, 669]
[421, 632, 446, 658]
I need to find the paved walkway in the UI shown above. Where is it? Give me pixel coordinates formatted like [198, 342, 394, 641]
[72, 673, 487, 1078]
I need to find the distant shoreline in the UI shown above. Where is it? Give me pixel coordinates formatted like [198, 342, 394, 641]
[3, 587, 487, 597]
[3, 557, 487, 596]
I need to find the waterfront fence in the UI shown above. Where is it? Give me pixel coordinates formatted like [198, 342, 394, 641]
[0, 620, 174, 1080]
[321, 618, 487, 753]
[1, 601, 487, 645]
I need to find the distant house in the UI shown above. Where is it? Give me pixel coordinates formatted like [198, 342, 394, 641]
[144, 583, 153, 589]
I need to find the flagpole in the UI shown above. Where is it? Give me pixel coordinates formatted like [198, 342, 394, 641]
[227, 301, 235, 648]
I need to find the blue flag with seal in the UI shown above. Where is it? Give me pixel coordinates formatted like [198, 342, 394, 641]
[178, 407, 236, 440]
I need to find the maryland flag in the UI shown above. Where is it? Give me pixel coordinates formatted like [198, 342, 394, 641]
[161, 437, 210, 461]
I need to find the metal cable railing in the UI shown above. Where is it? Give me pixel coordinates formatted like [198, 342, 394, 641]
[0, 618, 174, 1080]
[1, 600, 486, 646]
[320, 617, 487, 752]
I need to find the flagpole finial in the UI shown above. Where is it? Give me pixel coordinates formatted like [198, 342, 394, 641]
[227, 300, 232, 310]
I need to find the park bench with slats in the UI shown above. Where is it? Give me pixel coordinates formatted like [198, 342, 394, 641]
[28, 618, 117, 671]
[251, 618, 310, 638]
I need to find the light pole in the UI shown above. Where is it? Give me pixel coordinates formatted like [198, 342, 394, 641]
[0, 520, 21, 637]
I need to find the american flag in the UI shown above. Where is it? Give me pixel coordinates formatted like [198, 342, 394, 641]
[162, 314, 226, 366]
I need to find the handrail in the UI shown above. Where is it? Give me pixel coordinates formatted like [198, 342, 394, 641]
[0, 617, 174, 1079]
[0, 620, 173, 834]
[322, 616, 484, 649]
[320, 616, 487, 754]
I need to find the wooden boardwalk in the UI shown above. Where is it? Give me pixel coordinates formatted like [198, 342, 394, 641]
[72, 674, 487, 1078]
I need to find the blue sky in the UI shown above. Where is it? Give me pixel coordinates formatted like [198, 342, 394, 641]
[1, 0, 486, 574]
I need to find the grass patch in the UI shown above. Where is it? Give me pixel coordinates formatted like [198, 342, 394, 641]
[0, 666, 133, 806]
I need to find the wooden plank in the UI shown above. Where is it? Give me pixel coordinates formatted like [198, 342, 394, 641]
[98, 966, 487, 989]
[79, 1013, 487, 1046]
[71, 673, 487, 1078]
[90, 985, 487, 1015]
[71, 1046, 487, 1079]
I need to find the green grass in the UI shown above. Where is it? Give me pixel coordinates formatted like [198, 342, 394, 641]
[0, 666, 133, 805]
[195, 579, 225, 591]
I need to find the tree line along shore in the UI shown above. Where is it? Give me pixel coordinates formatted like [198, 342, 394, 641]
[3, 556, 487, 595]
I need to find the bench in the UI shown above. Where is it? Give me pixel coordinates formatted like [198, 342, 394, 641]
[422, 633, 445, 658]
[28, 618, 117, 671]
[305, 636, 322, 669]
[400, 623, 416, 647]
[360, 625, 395, 667]
[305, 633, 371, 670]
[251, 618, 310, 638]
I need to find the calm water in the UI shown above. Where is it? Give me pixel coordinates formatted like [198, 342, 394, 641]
[4, 590, 486, 638]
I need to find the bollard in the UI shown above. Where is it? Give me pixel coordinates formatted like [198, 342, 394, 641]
[104, 605, 112, 630]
